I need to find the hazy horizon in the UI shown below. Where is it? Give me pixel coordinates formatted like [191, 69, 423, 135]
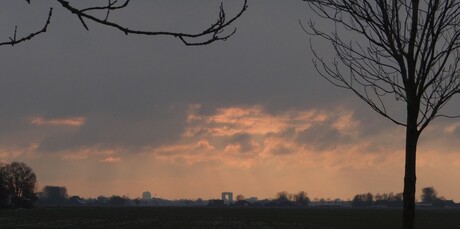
[1, 1, 460, 202]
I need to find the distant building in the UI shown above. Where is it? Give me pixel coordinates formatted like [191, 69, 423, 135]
[222, 192, 233, 205]
[142, 191, 152, 200]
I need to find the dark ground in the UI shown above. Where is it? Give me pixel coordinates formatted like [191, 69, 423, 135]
[1, 207, 460, 229]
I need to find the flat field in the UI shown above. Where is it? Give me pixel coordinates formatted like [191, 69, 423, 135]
[1, 207, 459, 229]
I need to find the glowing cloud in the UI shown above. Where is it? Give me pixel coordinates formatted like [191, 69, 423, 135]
[157, 104, 375, 169]
[444, 122, 460, 134]
[100, 156, 122, 163]
[30, 117, 85, 127]
[184, 105, 330, 138]
[0, 144, 39, 161]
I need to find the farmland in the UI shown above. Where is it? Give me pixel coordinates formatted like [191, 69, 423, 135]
[1, 207, 459, 228]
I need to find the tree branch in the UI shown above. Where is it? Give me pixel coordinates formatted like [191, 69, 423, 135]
[56, 0, 248, 46]
[0, 8, 53, 47]
[1, 1, 247, 47]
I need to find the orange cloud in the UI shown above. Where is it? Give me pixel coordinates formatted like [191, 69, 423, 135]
[30, 116, 85, 127]
[153, 139, 215, 156]
[157, 105, 379, 170]
[185, 105, 330, 137]
[332, 111, 361, 135]
[0, 144, 39, 161]
[60, 147, 120, 161]
[443, 122, 460, 134]
[100, 156, 121, 163]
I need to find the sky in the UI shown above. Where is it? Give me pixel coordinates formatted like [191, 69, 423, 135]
[1, 0, 460, 201]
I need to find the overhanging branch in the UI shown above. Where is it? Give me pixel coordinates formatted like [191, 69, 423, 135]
[1, 0, 247, 47]
[0, 8, 53, 47]
[56, 0, 248, 46]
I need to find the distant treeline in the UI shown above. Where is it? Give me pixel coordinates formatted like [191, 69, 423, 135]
[351, 187, 457, 208]
[1, 162, 458, 209]
[33, 188, 459, 209]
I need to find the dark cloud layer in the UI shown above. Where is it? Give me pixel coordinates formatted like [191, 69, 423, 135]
[296, 123, 351, 151]
[37, 106, 187, 153]
[227, 133, 258, 153]
[1, 0, 455, 155]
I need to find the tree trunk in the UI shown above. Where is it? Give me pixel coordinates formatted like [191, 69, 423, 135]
[403, 108, 420, 229]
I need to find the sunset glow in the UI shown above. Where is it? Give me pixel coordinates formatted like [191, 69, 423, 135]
[3, 104, 459, 201]
[1, 0, 459, 204]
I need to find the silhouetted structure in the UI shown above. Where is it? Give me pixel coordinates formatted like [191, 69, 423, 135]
[222, 192, 233, 205]
[142, 191, 152, 201]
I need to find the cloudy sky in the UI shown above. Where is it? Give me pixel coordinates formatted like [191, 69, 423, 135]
[1, 0, 460, 201]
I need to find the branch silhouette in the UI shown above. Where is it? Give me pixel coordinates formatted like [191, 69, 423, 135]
[1, 0, 248, 47]
[0, 4, 52, 47]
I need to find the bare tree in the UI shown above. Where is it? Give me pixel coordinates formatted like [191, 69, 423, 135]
[2, 162, 37, 208]
[305, 1, 460, 228]
[275, 191, 287, 201]
[275, 191, 292, 202]
[1, 0, 248, 47]
[294, 191, 310, 207]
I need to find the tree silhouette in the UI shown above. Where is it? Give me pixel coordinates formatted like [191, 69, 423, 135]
[1, 0, 248, 47]
[236, 194, 245, 201]
[42, 186, 68, 205]
[352, 193, 373, 208]
[0, 163, 8, 208]
[294, 191, 310, 207]
[306, 1, 460, 228]
[421, 186, 438, 204]
[275, 191, 291, 202]
[2, 162, 37, 208]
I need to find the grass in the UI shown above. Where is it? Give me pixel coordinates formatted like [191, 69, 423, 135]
[1, 207, 459, 228]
